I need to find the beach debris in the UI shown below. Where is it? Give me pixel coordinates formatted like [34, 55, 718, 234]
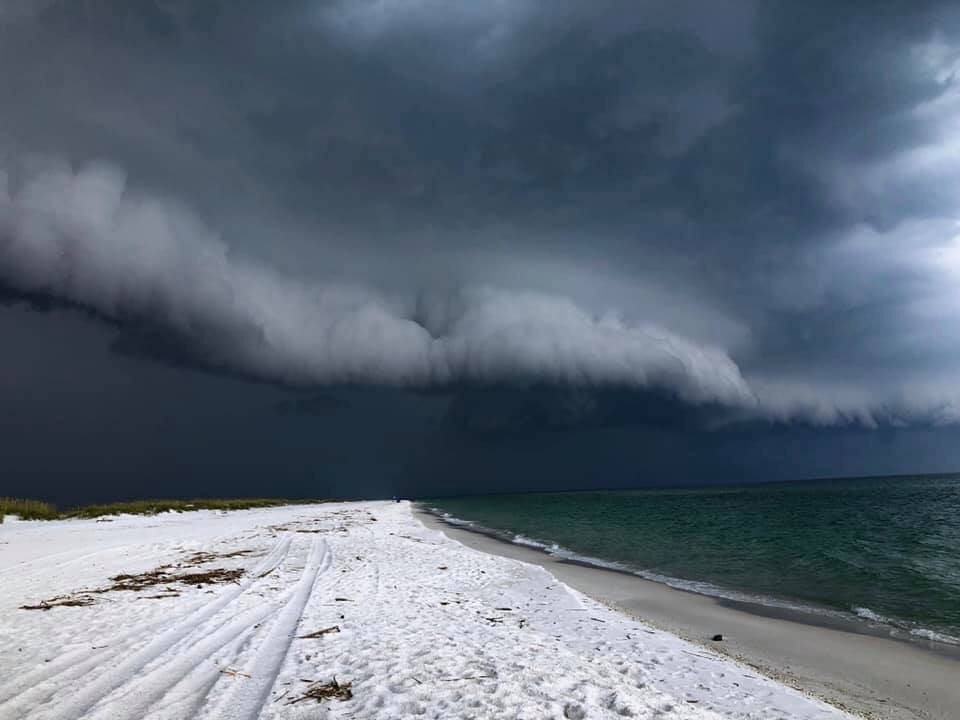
[105, 567, 244, 592]
[286, 677, 353, 704]
[268, 521, 329, 534]
[298, 625, 340, 639]
[20, 565, 244, 610]
[220, 668, 252, 679]
[104, 569, 171, 591]
[20, 595, 96, 610]
[181, 549, 252, 566]
[711, 634, 724, 642]
[334, 597, 352, 602]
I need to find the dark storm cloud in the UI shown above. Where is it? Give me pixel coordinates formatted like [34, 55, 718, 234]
[2, 0, 960, 431]
[0, 158, 753, 406]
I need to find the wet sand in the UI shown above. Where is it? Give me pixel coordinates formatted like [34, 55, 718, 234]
[417, 508, 960, 720]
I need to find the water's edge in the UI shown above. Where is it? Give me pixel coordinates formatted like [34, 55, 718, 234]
[417, 503, 960, 657]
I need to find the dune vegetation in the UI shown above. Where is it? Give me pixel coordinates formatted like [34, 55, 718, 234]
[0, 497, 326, 523]
[0, 498, 60, 522]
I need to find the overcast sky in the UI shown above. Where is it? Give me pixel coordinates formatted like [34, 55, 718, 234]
[3, 1, 960, 503]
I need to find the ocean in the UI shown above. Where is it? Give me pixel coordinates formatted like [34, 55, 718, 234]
[423, 474, 960, 646]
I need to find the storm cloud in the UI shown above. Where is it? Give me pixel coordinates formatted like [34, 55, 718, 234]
[0, 159, 753, 406]
[3, 0, 960, 497]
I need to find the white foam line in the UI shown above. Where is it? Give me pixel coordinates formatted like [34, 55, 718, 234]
[429, 508, 892, 630]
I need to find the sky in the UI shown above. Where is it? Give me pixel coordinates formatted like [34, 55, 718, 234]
[3, 0, 960, 504]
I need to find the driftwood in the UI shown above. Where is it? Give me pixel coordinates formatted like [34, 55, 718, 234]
[20, 595, 96, 610]
[298, 625, 341, 639]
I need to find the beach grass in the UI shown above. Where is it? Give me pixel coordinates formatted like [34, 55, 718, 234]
[0, 498, 60, 522]
[1, 497, 327, 522]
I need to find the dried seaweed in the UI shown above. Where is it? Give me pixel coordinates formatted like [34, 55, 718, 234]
[21, 565, 244, 610]
[287, 678, 353, 705]
[181, 549, 252, 566]
[103, 567, 244, 592]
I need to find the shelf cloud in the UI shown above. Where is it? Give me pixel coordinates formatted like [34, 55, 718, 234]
[3, 0, 960, 466]
[0, 159, 754, 407]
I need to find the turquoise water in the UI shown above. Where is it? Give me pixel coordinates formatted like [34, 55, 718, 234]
[424, 474, 960, 645]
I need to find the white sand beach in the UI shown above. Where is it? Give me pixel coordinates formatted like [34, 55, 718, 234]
[416, 509, 960, 720]
[0, 501, 855, 719]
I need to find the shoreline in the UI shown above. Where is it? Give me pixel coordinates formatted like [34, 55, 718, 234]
[426, 504, 960, 661]
[416, 506, 960, 720]
[2, 500, 856, 719]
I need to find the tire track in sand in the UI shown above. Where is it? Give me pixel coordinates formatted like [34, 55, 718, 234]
[207, 535, 331, 720]
[0, 544, 133, 578]
[0, 536, 293, 718]
[81, 537, 330, 720]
